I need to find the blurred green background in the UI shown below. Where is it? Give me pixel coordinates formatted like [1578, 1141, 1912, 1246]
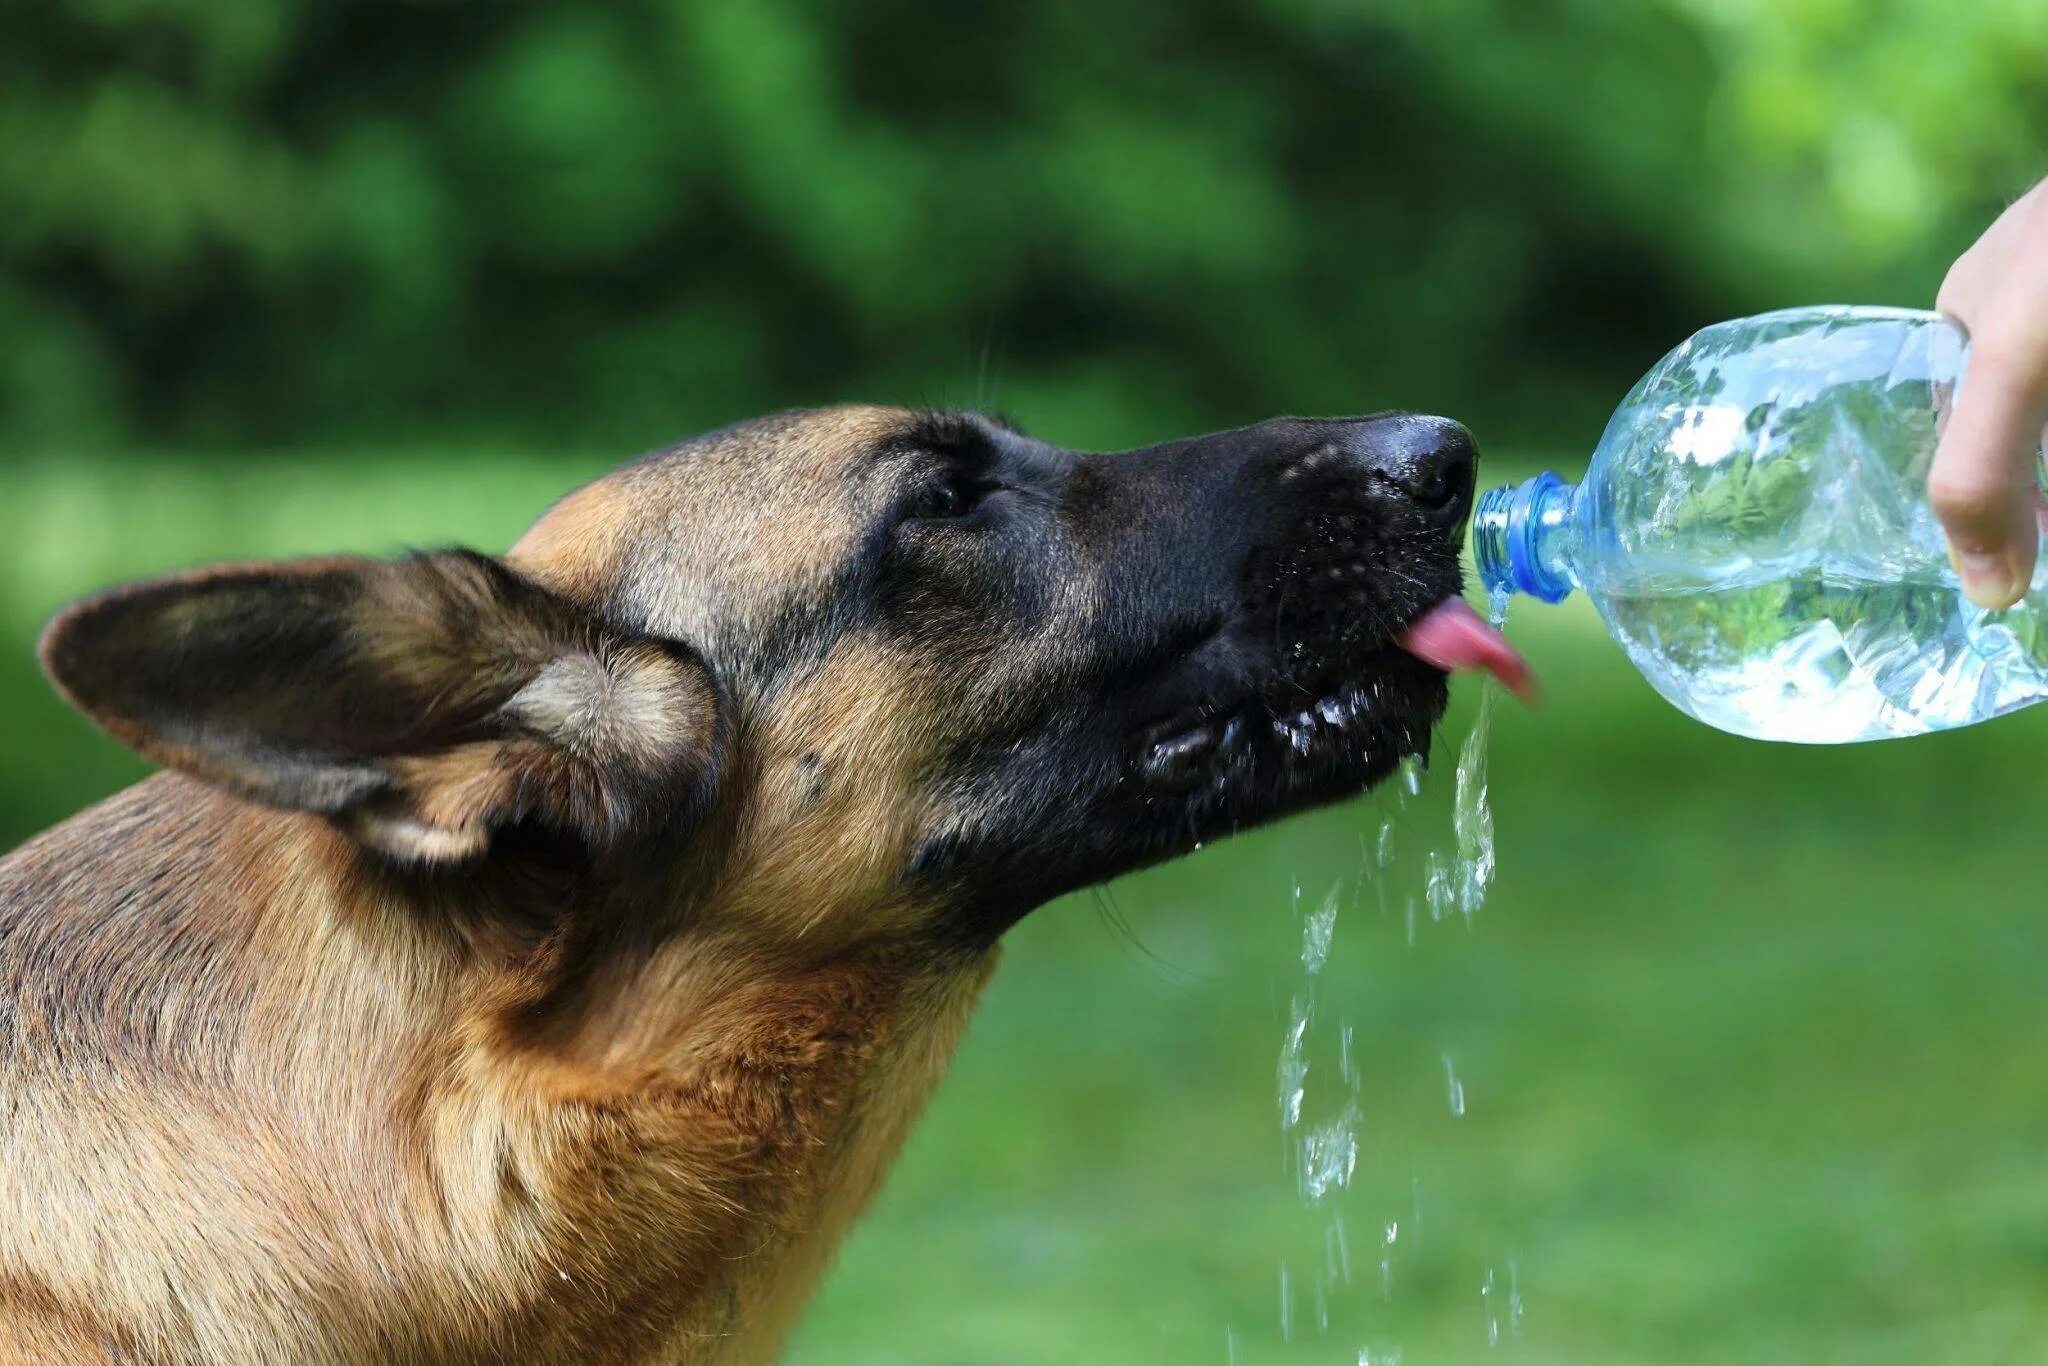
[5, 3, 2048, 1362]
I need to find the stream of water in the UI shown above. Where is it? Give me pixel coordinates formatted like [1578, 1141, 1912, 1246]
[1253, 594, 1518, 1361]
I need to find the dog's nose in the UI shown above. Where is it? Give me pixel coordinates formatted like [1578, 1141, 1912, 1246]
[1271, 414, 1477, 531]
[1337, 413, 1476, 528]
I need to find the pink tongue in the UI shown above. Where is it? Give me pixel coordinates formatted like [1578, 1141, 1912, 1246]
[1396, 598, 1535, 701]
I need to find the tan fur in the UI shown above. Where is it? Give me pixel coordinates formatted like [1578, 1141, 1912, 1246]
[0, 409, 1018, 1363]
[509, 407, 913, 661]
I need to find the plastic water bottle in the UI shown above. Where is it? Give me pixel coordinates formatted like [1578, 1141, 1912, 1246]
[1474, 305, 2048, 743]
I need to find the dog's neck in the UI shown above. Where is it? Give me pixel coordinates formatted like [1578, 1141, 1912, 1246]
[379, 807, 1003, 1363]
[482, 935, 997, 1364]
[0, 774, 997, 1364]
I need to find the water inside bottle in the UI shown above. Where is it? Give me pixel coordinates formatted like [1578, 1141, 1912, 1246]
[1597, 559, 2048, 742]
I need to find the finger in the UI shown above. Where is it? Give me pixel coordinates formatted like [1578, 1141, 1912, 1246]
[1938, 185, 2042, 318]
[1929, 347, 2048, 609]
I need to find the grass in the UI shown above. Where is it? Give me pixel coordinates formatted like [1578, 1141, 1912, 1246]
[6, 450, 2048, 1364]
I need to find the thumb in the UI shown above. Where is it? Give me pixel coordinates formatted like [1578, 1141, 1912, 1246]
[1928, 349, 2047, 610]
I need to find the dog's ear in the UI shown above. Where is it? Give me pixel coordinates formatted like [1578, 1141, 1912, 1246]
[39, 550, 720, 865]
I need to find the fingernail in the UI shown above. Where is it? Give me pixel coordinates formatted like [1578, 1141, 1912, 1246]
[1957, 551, 2021, 609]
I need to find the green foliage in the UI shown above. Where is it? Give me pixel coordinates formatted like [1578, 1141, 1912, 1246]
[1, 1, 2040, 453]
[1664, 444, 1819, 543]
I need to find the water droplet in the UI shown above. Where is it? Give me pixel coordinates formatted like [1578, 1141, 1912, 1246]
[1424, 851, 1452, 922]
[1302, 883, 1339, 974]
[1398, 754, 1425, 797]
[1443, 1053, 1466, 1117]
[1298, 1102, 1360, 1204]
[1449, 682, 1498, 922]
[1277, 992, 1312, 1129]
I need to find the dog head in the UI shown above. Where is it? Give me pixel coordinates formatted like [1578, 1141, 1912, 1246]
[40, 406, 1492, 951]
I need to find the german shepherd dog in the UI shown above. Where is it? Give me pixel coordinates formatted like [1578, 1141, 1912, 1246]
[0, 407, 1520, 1363]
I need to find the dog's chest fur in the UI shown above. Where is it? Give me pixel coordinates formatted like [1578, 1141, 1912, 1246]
[0, 775, 994, 1364]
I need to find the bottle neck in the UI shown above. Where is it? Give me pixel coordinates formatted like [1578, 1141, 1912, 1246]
[1472, 471, 1578, 605]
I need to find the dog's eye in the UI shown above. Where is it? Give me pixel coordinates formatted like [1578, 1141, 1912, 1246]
[902, 474, 985, 523]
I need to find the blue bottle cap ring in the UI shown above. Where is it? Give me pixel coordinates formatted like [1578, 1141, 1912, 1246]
[1506, 470, 1572, 603]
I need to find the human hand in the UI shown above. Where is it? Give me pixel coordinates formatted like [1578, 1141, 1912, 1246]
[1928, 177, 2048, 609]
